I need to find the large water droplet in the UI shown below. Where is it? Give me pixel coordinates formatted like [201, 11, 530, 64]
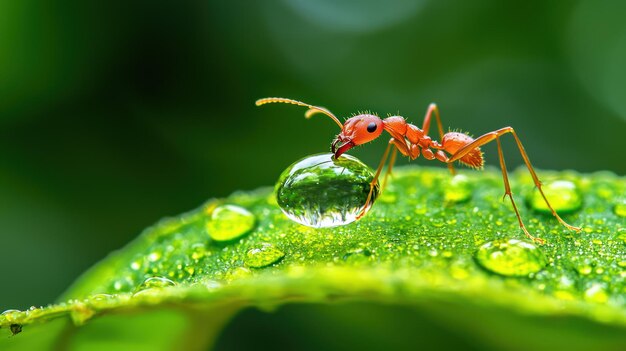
[474, 239, 547, 277]
[206, 205, 255, 242]
[245, 243, 285, 268]
[275, 153, 379, 227]
[527, 180, 582, 214]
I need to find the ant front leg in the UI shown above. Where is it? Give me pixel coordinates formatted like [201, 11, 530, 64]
[448, 127, 582, 244]
[357, 139, 402, 219]
[381, 147, 398, 192]
[422, 103, 456, 175]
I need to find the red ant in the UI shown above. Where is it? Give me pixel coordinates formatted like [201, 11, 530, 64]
[256, 97, 581, 244]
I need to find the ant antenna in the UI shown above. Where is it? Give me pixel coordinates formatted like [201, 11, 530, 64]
[255, 97, 343, 128]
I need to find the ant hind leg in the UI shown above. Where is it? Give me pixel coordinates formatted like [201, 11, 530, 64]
[447, 127, 581, 243]
[495, 137, 545, 244]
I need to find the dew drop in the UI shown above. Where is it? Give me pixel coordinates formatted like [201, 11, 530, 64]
[275, 153, 379, 228]
[88, 294, 116, 309]
[135, 276, 177, 293]
[429, 217, 445, 228]
[206, 205, 255, 242]
[244, 243, 285, 268]
[444, 174, 472, 204]
[527, 180, 582, 214]
[191, 243, 206, 260]
[474, 239, 547, 277]
[1, 310, 21, 324]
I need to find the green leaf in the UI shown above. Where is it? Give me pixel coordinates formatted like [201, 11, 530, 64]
[1, 166, 625, 350]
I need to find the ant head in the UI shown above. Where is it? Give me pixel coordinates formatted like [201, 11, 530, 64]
[332, 114, 384, 158]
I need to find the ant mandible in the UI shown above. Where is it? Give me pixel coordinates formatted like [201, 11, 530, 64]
[256, 97, 582, 244]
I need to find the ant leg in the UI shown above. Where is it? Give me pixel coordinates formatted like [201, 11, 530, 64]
[383, 138, 419, 190]
[357, 139, 397, 219]
[509, 130, 582, 232]
[422, 103, 456, 175]
[495, 137, 545, 244]
[381, 147, 398, 191]
[358, 138, 416, 219]
[448, 127, 582, 236]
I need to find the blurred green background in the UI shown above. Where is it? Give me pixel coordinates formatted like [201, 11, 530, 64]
[0, 0, 625, 335]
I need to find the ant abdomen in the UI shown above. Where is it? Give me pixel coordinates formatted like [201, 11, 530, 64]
[442, 132, 484, 169]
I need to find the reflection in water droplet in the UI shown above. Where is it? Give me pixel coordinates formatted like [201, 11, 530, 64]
[474, 239, 547, 277]
[206, 205, 255, 242]
[527, 180, 582, 214]
[444, 174, 472, 204]
[135, 276, 177, 293]
[276, 153, 379, 228]
[245, 243, 285, 268]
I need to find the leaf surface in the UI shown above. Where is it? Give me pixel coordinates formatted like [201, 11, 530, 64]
[1, 166, 625, 350]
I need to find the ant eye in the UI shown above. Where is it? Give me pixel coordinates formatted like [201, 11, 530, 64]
[367, 122, 377, 133]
